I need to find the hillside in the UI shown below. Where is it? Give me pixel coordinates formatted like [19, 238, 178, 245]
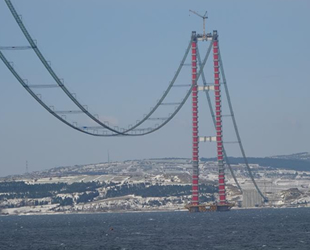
[271, 152, 310, 162]
[201, 152, 310, 171]
[1, 152, 310, 215]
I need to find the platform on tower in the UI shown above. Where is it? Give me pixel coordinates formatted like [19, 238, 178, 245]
[185, 202, 234, 212]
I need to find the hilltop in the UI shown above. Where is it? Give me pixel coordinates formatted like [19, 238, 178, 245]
[2, 152, 309, 181]
[201, 152, 310, 172]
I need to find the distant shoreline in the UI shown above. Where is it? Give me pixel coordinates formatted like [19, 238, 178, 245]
[2, 205, 310, 217]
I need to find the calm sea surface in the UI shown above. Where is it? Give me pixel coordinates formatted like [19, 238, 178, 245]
[0, 208, 310, 250]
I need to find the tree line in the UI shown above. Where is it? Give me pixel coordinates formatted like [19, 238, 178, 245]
[0, 181, 105, 200]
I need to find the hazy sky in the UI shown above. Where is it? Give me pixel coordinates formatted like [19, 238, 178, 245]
[1, 0, 310, 177]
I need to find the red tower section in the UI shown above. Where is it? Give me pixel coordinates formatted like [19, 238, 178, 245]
[213, 32, 227, 204]
[191, 32, 199, 207]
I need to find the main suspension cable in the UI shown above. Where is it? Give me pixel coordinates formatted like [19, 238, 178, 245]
[5, 0, 124, 134]
[136, 40, 213, 136]
[0, 51, 109, 137]
[5, 0, 195, 136]
[218, 45, 267, 201]
[1, 36, 213, 137]
[3, 1, 216, 140]
[121, 39, 192, 133]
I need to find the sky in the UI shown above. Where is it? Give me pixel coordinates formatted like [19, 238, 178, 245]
[0, 0, 310, 177]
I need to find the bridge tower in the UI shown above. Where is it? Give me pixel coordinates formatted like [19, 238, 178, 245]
[186, 30, 234, 212]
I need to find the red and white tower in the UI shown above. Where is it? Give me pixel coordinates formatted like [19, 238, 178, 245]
[212, 31, 227, 205]
[191, 31, 199, 209]
[187, 30, 233, 212]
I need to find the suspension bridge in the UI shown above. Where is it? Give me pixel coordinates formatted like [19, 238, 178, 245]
[0, 0, 267, 212]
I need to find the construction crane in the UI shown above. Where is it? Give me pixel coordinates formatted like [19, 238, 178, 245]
[189, 10, 208, 40]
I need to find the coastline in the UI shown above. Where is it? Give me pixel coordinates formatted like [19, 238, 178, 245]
[1, 204, 310, 217]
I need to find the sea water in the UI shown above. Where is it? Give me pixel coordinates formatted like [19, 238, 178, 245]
[0, 208, 310, 250]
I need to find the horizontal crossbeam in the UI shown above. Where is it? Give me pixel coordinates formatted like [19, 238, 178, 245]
[160, 102, 182, 106]
[0, 46, 34, 50]
[172, 84, 191, 87]
[147, 117, 169, 121]
[199, 136, 217, 142]
[198, 85, 214, 91]
[26, 84, 60, 88]
[55, 110, 84, 115]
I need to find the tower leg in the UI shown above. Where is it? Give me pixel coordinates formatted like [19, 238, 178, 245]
[213, 31, 227, 205]
[191, 32, 199, 209]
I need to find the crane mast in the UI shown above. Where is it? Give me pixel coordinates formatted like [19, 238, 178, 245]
[189, 10, 209, 41]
